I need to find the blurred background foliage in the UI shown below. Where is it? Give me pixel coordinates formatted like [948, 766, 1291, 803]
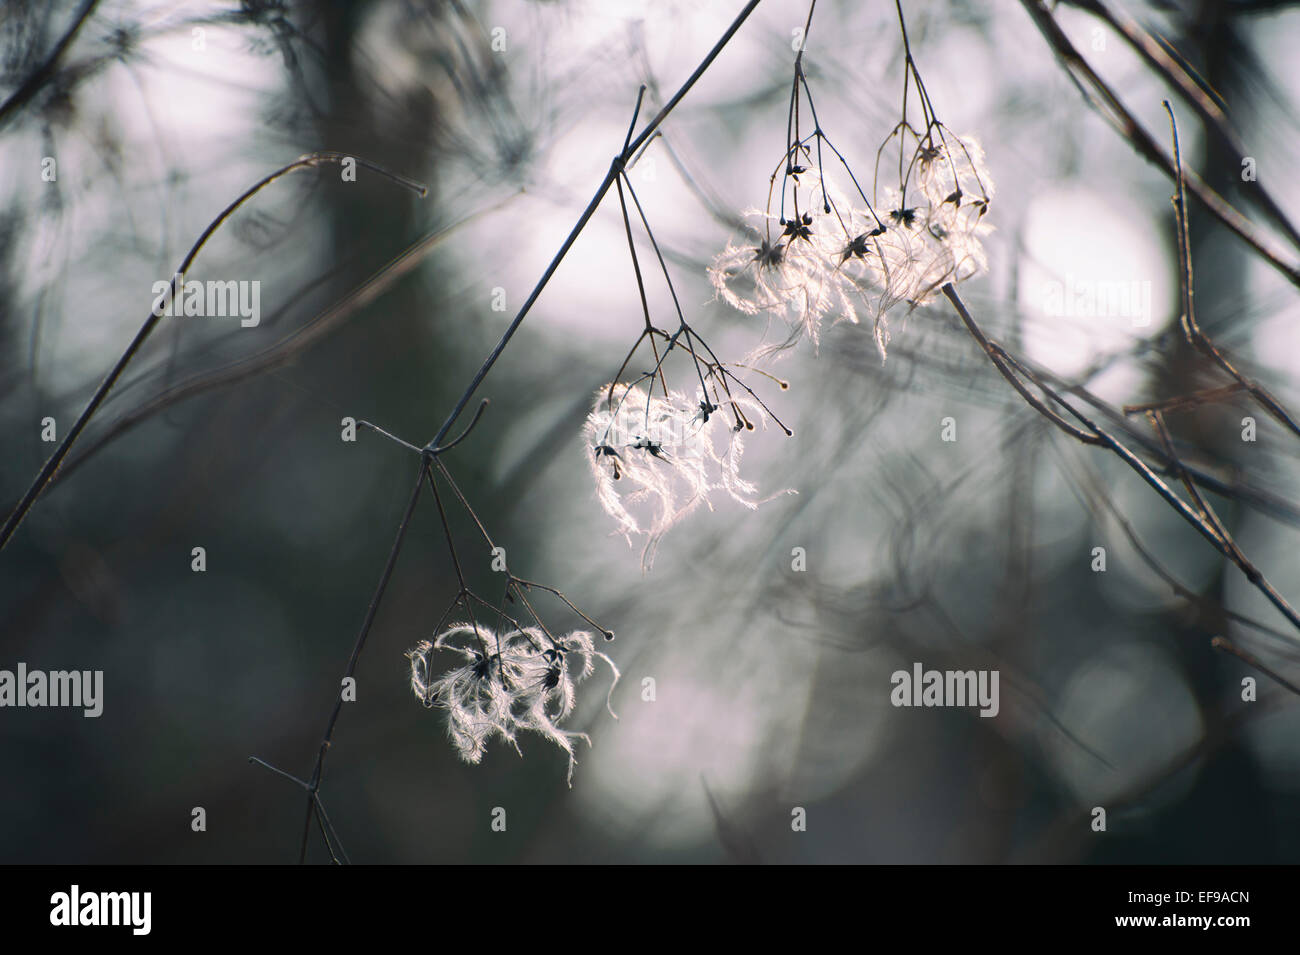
[2, 0, 1300, 862]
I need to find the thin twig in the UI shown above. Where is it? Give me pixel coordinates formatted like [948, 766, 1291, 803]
[291, 4, 762, 860]
[297, 457, 425, 864]
[1017, 0, 1300, 291]
[1212, 636, 1300, 696]
[1123, 383, 1245, 415]
[943, 283, 1300, 638]
[1058, 443, 1300, 659]
[1162, 101, 1300, 439]
[421, 0, 762, 453]
[0, 152, 427, 551]
[0, 0, 101, 130]
[1071, 0, 1300, 253]
[0, 197, 516, 511]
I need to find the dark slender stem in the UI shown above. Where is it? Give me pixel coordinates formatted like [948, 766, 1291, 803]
[431, 399, 491, 453]
[1124, 383, 1245, 415]
[1212, 637, 1300, 696]
[623, 84, 647, 152]
[1144, 409, 1232, 552]
[1163, 101, 1300, 439]
[944, 283, 1300, 638]
[1017, 0, 1300, 290]
[298, 457, 425, 863]
[0, 152, 426, 552]
[248, 756, 309, 789]
[614, 175, 667, 396]
[0, 0, 100, 130]
[284, 0, 759, 864]
[312, 794, 350, 865]
[1000, 347, 1300, 526]
[421, 0, 762, 453]
[511, 577, 615, 640]
[359, 420, 424, 454]
[0, 197, 515, 512]
[944, 287, 1099, 444]
[1061, 446, 1299, 654]
[1076, 0, 1300, 254]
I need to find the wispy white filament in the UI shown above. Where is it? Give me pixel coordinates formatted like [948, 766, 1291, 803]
[584, 383, 786, 569]
[408, 624, 620, 785]
[710, 135, 994, 362]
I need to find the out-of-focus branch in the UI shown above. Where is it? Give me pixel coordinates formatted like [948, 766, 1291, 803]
[286, 0, 764, 863]
[1068, 0, 1300, 254]
[1017, 0, 1300, 291]
[944, 283, 1300, 641]
[0, 153, 428, 552]
[0, 0, 100, 130]
[0, 195, 516, 513]
[1159, 101, 1300, 438]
